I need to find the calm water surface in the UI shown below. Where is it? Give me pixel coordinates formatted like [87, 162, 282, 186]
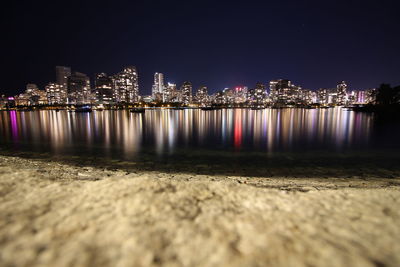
[0, 108, 399, 161]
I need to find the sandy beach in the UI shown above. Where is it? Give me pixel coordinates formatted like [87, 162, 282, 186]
[0, 155, 399, 267]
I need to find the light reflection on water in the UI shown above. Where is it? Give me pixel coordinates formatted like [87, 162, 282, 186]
[0, 108, 382, 159]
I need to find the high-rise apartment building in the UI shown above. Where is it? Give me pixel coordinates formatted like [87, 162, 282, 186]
[195, 86, 208, 106]
[152, 72, 164, 100]
[67, 72, 91, 104]
[94, 73, 113, 104]
[113, 66, 139, 103]
[180, 81, 192, 105]
[163, 82, 177, 102]
[56, 66, 71, 87]
[337, 81, 347, 105]
[254, 82, 266, 107]
[317, 89, 328, 104]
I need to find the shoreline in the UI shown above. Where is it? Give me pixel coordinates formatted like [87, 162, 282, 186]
[1, 149, 400, 179]
[1, 155, 399, 266]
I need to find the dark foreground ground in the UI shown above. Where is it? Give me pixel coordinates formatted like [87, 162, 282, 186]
[0, 154, 399, 267]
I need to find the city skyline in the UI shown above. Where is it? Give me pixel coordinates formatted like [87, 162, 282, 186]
[1, 0, 400, 96]
[0, 63, 395, 96]
[1, 65, 373, 109]
[1, 64, 377, 97]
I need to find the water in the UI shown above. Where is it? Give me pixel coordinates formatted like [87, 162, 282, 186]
[0, 108, 399, 165]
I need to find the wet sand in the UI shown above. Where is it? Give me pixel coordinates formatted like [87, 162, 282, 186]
[0, 155, 399, 267]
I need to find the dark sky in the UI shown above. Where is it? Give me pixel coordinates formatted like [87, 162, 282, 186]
[1, 0, 399, 96]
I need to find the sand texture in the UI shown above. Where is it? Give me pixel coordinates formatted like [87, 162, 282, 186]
[0, 155, 399, 267]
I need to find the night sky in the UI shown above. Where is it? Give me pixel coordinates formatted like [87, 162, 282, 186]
[1, 0, 399, 96]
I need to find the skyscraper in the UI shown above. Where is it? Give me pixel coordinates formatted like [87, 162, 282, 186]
[67, 72, 91, 104]
[254, 82, 266, 107]
[152, 72, 164, 100]
[56, 66, 71, 88]
[164, 82, 177, 103]
[180, 81, 192, 105]
[337, 81, 347, 105]
[195, 86, 208, 106]
[269, 80, 278, 102]
[113, 66, 139, 103]
[94, 73, 113, 104]
[317, 89, 328, 104]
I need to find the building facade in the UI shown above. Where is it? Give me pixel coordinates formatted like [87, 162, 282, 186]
[56, 66, 71, 89]
[195, 86, 209, 106]
[46, 83, 67, 105]
[152, 72, 164, 100]
[269, 79, 301, 104]
[94, 73, 114, 104]
[67, 72, 91, 104]
[337, 81, 347, 105]
[113, 66, 139, 103]
[180, 81, 192, 105]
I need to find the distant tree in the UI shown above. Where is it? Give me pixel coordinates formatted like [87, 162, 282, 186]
[395, 85, 400, 104]
[374, 84, 400, 105]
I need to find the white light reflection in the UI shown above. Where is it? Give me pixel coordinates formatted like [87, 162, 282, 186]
[0, 108, 377, 156]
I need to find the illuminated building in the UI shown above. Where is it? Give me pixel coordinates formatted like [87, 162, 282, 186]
[26, 84, 47, 105]
[94, 73, 113, 104]
[113, 66, 139, 103]
[14, 93, 30, 106]
[2, 97, 16, 109]
[365, 88, 376, 104]
[272, 79, 293, 103]
[67, 72, 91, 104]
[337, 81, 347, 105]
[269, 79, 301, 104]
[180, 81, 192, 105]
[14, 84, 48, 106]
[164, 82, 178, 103]
[253, 82, 266, 107]
[343, 90, 368, 105]
[211, 91, 224, 105]
[195, 86, 209, 106]
[35, 90, 48, 105]
[299, 89, 315, 105]
[328, 90, 338, 104]
[246, 83, 266, 107]
[152, 72, 165, 100]
[246, 89, 255, 104]
[318, 88, 338, 105]
[269, 80, 278, 102]
[347, 90, 357, 104]
[141, 95, 153, 103]
[46, 82, 67, 105]
[222, 88, 235, 104]
[0, 95, 6, 109]
[26, 84, 39, 94]
[56, 66, 71, 89]
[317, 89, 328, 104]
[212, 86, 249, 105]
[231, 87, 247, 104]
[356, 91, 366, 104]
